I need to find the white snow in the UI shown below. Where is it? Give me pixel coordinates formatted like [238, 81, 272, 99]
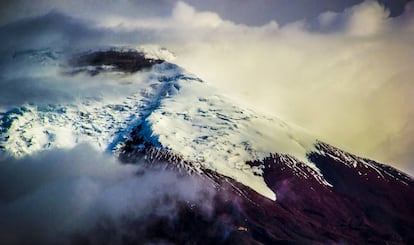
[145, 70, 323, 200]
[0, 51, 326, 201]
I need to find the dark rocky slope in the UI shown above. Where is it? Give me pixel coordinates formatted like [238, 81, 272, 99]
[75, 131, 414, 245]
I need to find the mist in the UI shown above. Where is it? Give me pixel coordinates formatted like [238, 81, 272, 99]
[166, 1, 414, 174]
[0, 145, 214, 244]
[0, 0, 413, 174]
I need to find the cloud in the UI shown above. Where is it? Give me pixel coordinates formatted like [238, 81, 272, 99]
[0, 0, 413, 176]
[156, 1, 414, 174]
[0, 13, 154, 107]
[1, 1, 413, 243]
[0, 145, 214, 244]
[345, 0, 390, 36]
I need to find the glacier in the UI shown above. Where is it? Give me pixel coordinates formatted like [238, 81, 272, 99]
[0, 48, 332, 201]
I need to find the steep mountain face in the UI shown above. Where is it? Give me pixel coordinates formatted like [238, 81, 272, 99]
[1, 49, 413, 244]
[115, 122, 414, 244]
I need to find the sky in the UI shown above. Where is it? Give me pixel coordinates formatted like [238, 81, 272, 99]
[0, 0, 413, 243]
[1, 0, 412, 173]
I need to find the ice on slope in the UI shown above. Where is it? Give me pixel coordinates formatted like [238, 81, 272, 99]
[0, 55, 322, 200]
[145, 75, 321, 200]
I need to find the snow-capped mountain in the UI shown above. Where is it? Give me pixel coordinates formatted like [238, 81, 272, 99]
[1, 48, 413, 244]
[0, 48, 327, 201]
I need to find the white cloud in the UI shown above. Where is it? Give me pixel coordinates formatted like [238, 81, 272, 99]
[0, 0, 413, 175]
[172, 1, 223, 28]
[345, 0, 390, 36]
[155, 1, 414, 174]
